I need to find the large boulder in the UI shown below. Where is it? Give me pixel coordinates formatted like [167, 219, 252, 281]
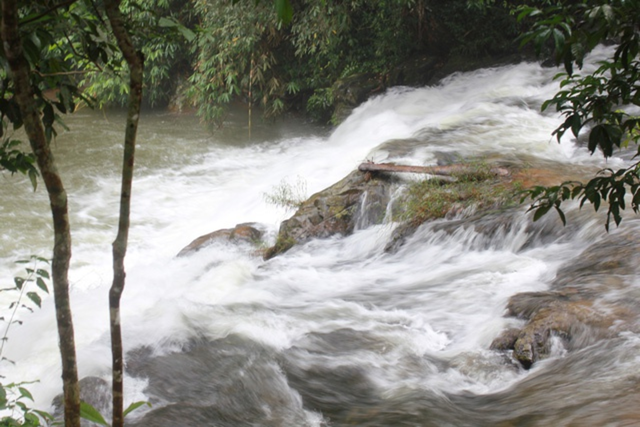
[264, 170, 395, 259]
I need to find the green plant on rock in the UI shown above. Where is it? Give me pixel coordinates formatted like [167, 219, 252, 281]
[263, 176, 308, 211]
[328, 204, 354, 220]
[399, 162, 518, 226]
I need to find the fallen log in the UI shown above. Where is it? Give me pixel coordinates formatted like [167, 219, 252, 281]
[358, 162, 509, 177]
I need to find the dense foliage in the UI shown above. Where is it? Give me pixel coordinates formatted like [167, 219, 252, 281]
[79, 0, 195, 108]
[77, 0, 522, 124]
[519, 0, 640, 228]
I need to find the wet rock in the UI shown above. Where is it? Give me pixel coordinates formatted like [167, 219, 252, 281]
[384, 221, 421, 254]
[494, 225, 640, 368]
[489, 328, 521, 351]
[126, 335, 309, 427]
[500, 294, 620, 369]
[177, 223, 264, 256]
[281, 330, 382, 423]
[52, 376, 111, 427]
[264, 171, 395, 259]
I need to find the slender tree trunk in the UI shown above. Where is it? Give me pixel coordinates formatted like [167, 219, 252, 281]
[0, 1, 80, 426]
[103, 1, 144, 426]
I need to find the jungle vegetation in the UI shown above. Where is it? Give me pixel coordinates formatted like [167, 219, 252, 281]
[79, 0, 524, 125]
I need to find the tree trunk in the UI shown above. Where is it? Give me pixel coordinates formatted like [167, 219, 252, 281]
[103, 1, 144, 426]
[0, 1, 80, 426]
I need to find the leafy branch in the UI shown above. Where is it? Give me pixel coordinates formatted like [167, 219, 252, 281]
[517, 0, 640, 228]
[521, 163, 640, 230]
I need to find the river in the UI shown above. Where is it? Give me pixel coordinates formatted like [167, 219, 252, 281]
[2, 46, 640, 426]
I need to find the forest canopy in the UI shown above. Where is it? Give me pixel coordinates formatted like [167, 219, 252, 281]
[77, 0, 522, 124]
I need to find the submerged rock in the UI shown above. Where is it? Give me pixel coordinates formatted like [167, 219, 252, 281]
[126, 335, 309, 427]
[264, 170, 396, 259]
[177, 223, 264, 257]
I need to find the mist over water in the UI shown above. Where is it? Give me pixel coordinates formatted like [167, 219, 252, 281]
[2, 47, 639, 425]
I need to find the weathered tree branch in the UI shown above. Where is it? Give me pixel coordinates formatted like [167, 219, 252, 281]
[358, 162, 509, 177]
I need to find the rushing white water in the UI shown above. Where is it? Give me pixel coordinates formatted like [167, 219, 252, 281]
[2, 47, 639, 425]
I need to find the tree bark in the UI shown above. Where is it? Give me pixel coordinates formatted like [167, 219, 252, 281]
[358, 162, 509, 176]
[103, 1, 143, 426]
[0, 1, 80, 426]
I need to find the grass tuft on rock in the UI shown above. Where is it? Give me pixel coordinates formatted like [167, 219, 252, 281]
[398, 161, 521, 227]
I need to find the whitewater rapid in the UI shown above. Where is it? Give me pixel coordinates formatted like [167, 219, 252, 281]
[1, 46, 636, 425]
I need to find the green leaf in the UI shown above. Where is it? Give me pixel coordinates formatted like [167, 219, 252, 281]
[533, 203, 552, 221]
[158, 17, 178, 27]
[14, 277, 24, 290]
[554, 205, 567, 225]
[274, 0, 293, 24]
[0, 385, 7, 409]
[33, 409, 54, 421]
[569, 114, 581, 137]
[588, 125, 606, 153]
[123, 400, 151, 418]
[18, 387, 34, 401]
[26, 292, 41, 308]
[36, 277, 48, 293]
[80, 402, 109, 426]
[36, 269, 49, 279]
[24, 412, 41, 425]
[552, 28, 565, 51]
[178, 27, 196, 43]
[28, 169, 38, 191]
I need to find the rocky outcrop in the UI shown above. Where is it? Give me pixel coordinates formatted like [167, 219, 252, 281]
[492, 226, 640, 368]
[177, 223, 264, 257]
[264, 170, 396, 259]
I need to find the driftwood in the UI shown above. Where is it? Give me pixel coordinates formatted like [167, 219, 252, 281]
[358, 162, 509, 177]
